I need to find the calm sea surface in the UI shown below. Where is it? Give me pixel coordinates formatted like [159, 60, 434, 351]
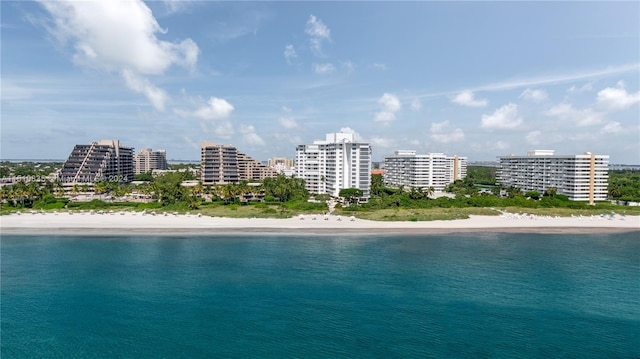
[2, 232, 639, 358]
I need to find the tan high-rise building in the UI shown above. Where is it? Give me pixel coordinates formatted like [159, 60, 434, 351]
[201, 142, 277, 185]
[134, 148, 168, 174]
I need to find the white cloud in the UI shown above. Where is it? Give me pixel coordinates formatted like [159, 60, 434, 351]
[481, 103, 523, 129]
[545, 103, 603, 127]
[284, 44, 297, 64]
[525, 130, 543, 145]
[39, 0, 199, 110]
[519, 88, 548, 102]
[338, 127, 358, 136]
[1, 81, 33, 100]
[374, 93, 401, 123]
[601, 121, 623, 134]
[240, 124, 265, 146]
[191, 97, 234, 120]
[279, 116, 298, 129]
[371, 63, 387, 70]
[410, 99, 422, 111]
[213, 122, 234, 140]
[305, 15, 331, 56]
[567, 83, 593, 93]
[451, 90, 488, 107]
[430, 120, 465, 143]
[596, 83, 640, 111]
[378, 93, 401, 112]
[313, 63, 335, 74]
[282, 106, 292, 113]
[369, 136, 395, 149]
[121, 69, 168, 111]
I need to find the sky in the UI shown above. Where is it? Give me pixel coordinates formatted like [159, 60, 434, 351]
[1, 1, 639, 164]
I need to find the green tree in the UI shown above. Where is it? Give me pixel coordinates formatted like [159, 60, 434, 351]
[371, 174, 384, 197]
[134, 171, 154, 181]
[525, 190, 541, 200]
[152, 172, 185, 204]
[339, 188, 363, 204]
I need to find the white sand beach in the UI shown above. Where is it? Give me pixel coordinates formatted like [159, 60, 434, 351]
[1, 210, 639, 235]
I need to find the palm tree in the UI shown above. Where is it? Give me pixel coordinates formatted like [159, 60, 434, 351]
[94, 181, 107, 195]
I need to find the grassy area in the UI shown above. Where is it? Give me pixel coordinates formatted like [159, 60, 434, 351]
[3, 199, 639, 221]
[497, 206, 640, 217]
[334, 207, 502, 221]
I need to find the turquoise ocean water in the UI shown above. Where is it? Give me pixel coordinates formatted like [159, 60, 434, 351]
[2, 232, 639, 358]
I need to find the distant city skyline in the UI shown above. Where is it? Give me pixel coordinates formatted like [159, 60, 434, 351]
[2, 1, 639, 163]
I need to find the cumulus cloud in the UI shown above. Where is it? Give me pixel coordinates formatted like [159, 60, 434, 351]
[374, 93, 401, 123]
[122, 69, 168, 111]
[313, 63, 335, 74]
[240, 125, 265, 146]
[284, 44, 297, 64]
[212, 121, 234, 140]
[38, 0, 199, 111]
[545, 103, 603, 127]
[519, 88, 548, 102]
[451, 90, 488, 107]
[279, 116, 298, 129]
[481, 103, 523, 129]
[305, 15, 331, 56]
[601, 121, 623, 134]
[596, 82, 640, 111]
[430, 120, 464, 143]
[190, 97, 235, 120]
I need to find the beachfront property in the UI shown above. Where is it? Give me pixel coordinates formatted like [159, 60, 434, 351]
[201, 142, 277, 185]
[383, 150, 468, 192]
[134, 148, 168, 174]
[497, 150, 609, 203]
[295, 132, 372, 200]
[58, 139, 134, 185]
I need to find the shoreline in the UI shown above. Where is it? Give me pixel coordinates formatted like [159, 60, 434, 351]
[1, 211, 638, 236]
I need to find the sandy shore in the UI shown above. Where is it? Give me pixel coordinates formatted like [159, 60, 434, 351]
[1, 210, 639, 235]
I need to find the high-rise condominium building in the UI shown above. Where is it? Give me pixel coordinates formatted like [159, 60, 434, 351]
[383, 150, 467, 192]
[134, 148, 168, 174]
[497, 150, 609, 203]
[295, 132, 372, 200]
[59, 139, 134, 184]
[201, 142, 277, 185]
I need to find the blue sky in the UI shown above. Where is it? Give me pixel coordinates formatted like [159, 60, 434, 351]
[2, 1, 639, 163]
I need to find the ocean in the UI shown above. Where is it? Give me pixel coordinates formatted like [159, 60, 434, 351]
[1, 232, 639, 358]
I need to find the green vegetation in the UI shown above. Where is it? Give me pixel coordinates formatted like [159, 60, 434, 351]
[0, 161, 63, 178]
[3, 162, 640, 221]
[608, 170, 640, 202]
